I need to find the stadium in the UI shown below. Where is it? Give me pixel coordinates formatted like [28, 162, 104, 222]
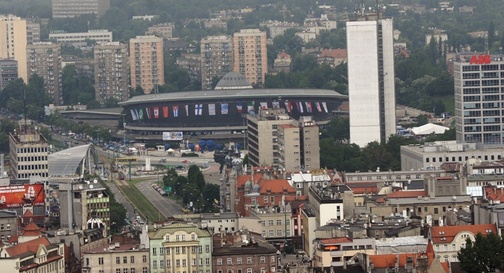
[119, 72, 348, 142]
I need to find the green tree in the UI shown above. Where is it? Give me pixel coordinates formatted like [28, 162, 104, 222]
[321, 116, 349, 142]
[458, 232, 504, 273]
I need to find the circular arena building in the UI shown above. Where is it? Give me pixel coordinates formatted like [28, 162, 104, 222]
[119, 72, 348, 142]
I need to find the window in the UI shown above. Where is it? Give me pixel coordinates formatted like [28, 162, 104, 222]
[268, 220, 274, 226]
[270, 196, 274, 203]
[227, 258, 233, 265]
[205, 245, 210, 253]
[153, 248, 157, 256]
[277, 220, 282, 225]
[247, 269, 252, 273]
[191, 234, 196, 240]
[160, 260, 165, 268]
[176, 259, 180, 267]
[217, 259, 222, 265]
[183, 259, 187, 266]
[131, 269, 136, 273]
[176, 247, 180, 254]
[247, 257, 252, 264]
[124, 256, 128, 263]
[153, 261, 157, 269]
[206, 258, 210, 265]
[452, 244, 456, 250]
[260, 256, 266, 263]
[237, 258, 242, 264]
[99, 257, 104, 265]
[143, 255, 147, 263]
[143, 268, 147, 273]
[434, 208, 439, 214]
[176, 235, 180, 241]
[116, 270, 121, 273]
[264, 196, 268, 203]
[131, 256, 135, 263]
[160, 248, 165, 254]
[116, 257, 120, 264]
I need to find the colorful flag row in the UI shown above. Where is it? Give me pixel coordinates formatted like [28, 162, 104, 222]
[130, 101, 329, 120]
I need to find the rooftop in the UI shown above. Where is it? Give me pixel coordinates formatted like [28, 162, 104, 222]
[431, 224, 497, 244]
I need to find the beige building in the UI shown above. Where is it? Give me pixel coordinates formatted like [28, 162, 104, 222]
[0, 15, 27, 82]
[233, 29, 267, 88]
[247, 108, 294, 169]
[26, 20, 40, 44]
[146, 23, 174, 39]
[9, 130, 49, 182]
[52, 0, 110, 18]
[313, 237, 375, 268]
[27, 42, 62, 105]
[94, 42, 129, 104]
[278, 116, 320, 171]
[82, 243, 149, 273]
[129, 35, 164, 94]
[201, 35, 234, 90]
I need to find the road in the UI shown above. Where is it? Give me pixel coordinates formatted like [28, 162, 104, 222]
[135, 179, 183, 218]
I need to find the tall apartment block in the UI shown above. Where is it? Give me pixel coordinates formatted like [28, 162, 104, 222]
[129, 35, 164, 94]
[27, 42, 62, 105]
[26, 20, 40, 44]
[201, 35, 233, 90]
[0, 58, 18, 90]
[9, 129, 49, 182]
[247, 108, 320, 172]
[0, 15, 27, 82]
[145, 23, 174, 39]
[94, 42, 129, 104]
[454, 56, 504, 146]
[233, 29, 268, 88]
[52, 0, 110, 18]
[346, 12, 396, 147]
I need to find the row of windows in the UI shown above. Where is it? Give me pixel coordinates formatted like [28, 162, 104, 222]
[217, 268, 271, 273]
[217, 256, 275, 265]
[152, 259, 211, 268]
[425, 154, 501, 163]
[347, 174, 422, 181]
[462, 64, 502, 71]
[16, 147, 48, 153]
[17, 156, 48, 162]
[153, 245, 210, 256]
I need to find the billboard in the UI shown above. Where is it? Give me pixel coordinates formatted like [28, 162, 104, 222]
[0, 184, 45, 208]
[162, 131, 183, 141]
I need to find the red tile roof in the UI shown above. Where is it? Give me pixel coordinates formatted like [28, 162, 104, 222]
[237, 173, 263, 188]
[369, 253, 419, 268]
[6, 236, 52, 257]
[484, 187, 504, 202]
[387, 190, 426, 199]
[347, 183, 379, 194]
[431, 224, 497, 244]
[258, 179, 295, 194]
[277, 52, 291, 59]
[319, 49, 347, 59]
[23, 222, 42, 237]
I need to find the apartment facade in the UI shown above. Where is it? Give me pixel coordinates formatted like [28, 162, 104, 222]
[94, 42, 129, 104]
[27, 42, 62, 105]
[454, 56, 504, 146]
[201, 35, 234, 90]
[82, 243, 149, 273]
[52, 0, 110, 18]
[0, 15, 27, 81]
[277, 118, 320, 172]
[129, 35, 164, 94]
[0, 58, 18, 90]
[346, 13, 396, 147]
[148, 222, 213, 273]
[49, 29, 113, 44]
[146, 23, 174, 39]
[0, 237, 65, 273]
[233, 29, 267, 88]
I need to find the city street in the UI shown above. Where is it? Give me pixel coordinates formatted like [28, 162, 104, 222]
[135, 179, 183, 218]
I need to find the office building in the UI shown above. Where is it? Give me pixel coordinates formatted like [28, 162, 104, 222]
[9, 129, 49, 182]
[201, 35, 233, 90]
[454, 57, 504, 146]
[27, 42, 62, 105]
[94, 42, 129, 104]
[129, 35, 164, 94]
[0, 15, 27, 82]
[146, 222, 213, 273]
[233, 29, 267, 88]
[52, 0, 110, 18]
[0, 58, 18, 90]
[346, 12, 396, 147]
[49, 29, 113, 44]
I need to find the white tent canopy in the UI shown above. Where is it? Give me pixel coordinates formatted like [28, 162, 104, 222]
[410, 123, 449, 136]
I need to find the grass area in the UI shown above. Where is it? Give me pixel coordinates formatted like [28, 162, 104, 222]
[116, 179, 164, 222]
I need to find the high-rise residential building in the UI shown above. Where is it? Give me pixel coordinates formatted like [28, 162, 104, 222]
[247, 108, 320, 172]
[26, 20, 40, 44]
[9, 129, 49, 182]
[0, 58, 18, 90]
[129, 35, 164, 94]
[52, 0, 110, 18]
[27, 42, 62, 105]
[233, 29, 267, 88]
[346, 12, 396, 147]
[201, 35, 233, 90]
[94, 42, 129, 104]
[0, 15, 27, 82]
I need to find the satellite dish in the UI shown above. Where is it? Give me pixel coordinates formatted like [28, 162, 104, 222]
[89, 185, 94, 189]
[93, 179, 97, 184]
[85, 180, 90, 184]
[78, 185, 83, 190]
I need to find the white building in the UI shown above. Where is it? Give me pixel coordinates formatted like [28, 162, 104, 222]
[49, 29, 112, 44]
[346, 13, 396, 147]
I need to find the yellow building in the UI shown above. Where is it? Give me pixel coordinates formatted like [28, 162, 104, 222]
[129, 35, 165, 94]
[233, 29, 267, 88]
[0, 14, 27, 81]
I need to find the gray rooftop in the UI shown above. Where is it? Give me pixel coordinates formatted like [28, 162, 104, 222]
[388, 195, 472, 205]
[214, 72, 252, 90]
[120, 88, 347, 106]
[49, 144, 92, 177]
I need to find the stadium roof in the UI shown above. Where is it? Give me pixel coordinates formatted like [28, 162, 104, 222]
[49, 144, 91, 177]
[120, 88, 347, 106]
[214, 72, 252, 90]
